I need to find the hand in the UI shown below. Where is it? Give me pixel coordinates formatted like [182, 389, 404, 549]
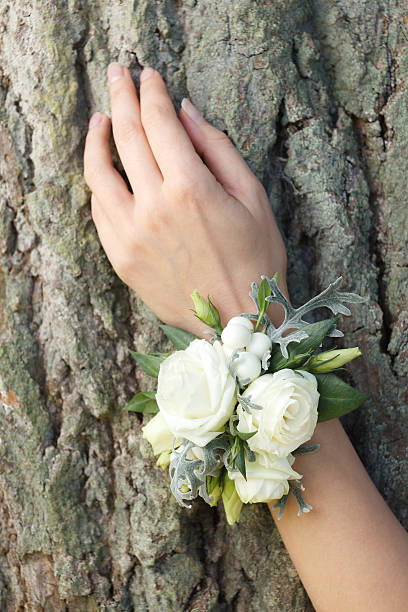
[83, 63, 288, 336]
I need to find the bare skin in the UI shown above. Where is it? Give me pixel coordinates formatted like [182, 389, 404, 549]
[83, 63, 408, 611]
[83, 63, 288, 336]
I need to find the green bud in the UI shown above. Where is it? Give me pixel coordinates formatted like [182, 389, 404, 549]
[190, 290, 222, 334]
[308, 347, 362, 373]
[156, 450, 171, 469]
[222, 474, 243, 525]
[207, 475, 222, 507]
[142, 412, 174, 455]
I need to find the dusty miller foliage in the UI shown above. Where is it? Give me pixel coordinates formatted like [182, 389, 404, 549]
[246, 276, 365, 358]
[169, 437, 230, 507]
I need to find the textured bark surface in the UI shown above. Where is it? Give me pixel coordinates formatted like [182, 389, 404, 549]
[0, 1, 407, 610]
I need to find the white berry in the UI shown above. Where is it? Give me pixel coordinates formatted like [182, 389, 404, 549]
[247, 332, 272, 359]
[233, 352, 261, 385]
[221, 323, 252, 349]
[226, 316, 254, 331]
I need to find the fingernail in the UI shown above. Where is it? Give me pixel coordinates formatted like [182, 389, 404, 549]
[89, 112, 102, 129]
[140, 67, 154, 82]
[181, 98, 205, 125]
[107, 63, 123, 83]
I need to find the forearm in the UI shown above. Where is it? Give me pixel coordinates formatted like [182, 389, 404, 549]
[268, 418, 408, 611]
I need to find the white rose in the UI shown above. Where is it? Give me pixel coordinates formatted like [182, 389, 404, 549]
[156, 339, 237, 446]
[229, 452, 301, 503]
[238, 369, 319, 458]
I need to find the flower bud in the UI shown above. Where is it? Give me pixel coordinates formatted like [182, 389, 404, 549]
[156, 450, 171, 469]
[142, 412, 174, 455]
[207, 475, 222, 507]
[232, 351, 261, 385]
[222, 474, 243, 525]
[247, 332, 272, 360]
[221, 323, 252, 349]
[186, 446, 204, 461]
[308, 347, 362, 373]
[190, 290, 222, 331]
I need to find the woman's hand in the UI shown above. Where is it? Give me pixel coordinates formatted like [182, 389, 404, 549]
[83, 63, 287, 336]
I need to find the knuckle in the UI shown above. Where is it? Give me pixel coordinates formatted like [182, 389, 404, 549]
[139, 202, 168, 235]
[142, 102, 171, 128]
[164, 173, 204, 202]
[113, 119, 143, 146]
[84, 163, 99, 189]
[109, 79, 126, 102]
[206, 125, 231, 144]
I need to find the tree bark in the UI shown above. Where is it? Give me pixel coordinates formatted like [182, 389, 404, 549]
[0, 1, 406, 610]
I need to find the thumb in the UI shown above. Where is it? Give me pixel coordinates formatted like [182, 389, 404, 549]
[179, 98, 260, 202]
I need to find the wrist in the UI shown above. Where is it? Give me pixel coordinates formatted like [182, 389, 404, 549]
[197, 276, 289, 337]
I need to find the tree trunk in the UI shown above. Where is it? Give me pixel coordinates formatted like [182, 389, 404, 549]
[0, 1, 406, 610]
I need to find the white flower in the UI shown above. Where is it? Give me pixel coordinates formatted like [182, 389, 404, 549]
[238, 369, 319, 458]
[156, 339, 237, 446]
[229, 452, 301, 503]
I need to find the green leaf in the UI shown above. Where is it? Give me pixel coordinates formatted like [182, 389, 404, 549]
[258, 278, 272, 311]
[207, 474, 218, 495]
[190, 290, 223, 334]
[269, 317, 339, 371]
[235, 444, 247, 480]
[123, 391, 159, 414]
[229, 414, 257, 440]
[315, 373, 369, 422]
[219, 468, 227, 493]
[129, 351, 164, 377]
[236, 430, 257, 441]
[254, 277, 273, 331]
[159, 324, 197, 350]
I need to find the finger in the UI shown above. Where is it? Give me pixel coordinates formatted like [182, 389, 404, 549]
[139, 67, 209, 183]
[179, 98, 261, 203]
[108, 63, 163, 195]
[91, 194, 128, 279]
[84, 112, 134, 221]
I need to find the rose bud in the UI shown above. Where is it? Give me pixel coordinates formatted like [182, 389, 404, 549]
[142, 412, 174, 455]
[222, 474, 243, 525]
[308, 347, 362, 373]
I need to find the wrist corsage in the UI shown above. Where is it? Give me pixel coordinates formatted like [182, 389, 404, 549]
[123, 276, 368, 524]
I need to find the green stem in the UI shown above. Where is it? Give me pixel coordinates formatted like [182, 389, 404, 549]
[254, 307, 265, 332]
